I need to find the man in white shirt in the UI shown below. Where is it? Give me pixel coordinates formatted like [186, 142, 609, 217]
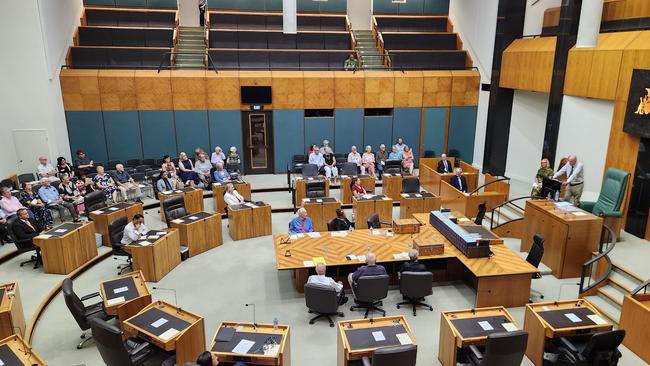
[347, 146, 364, 174]
[307, 263, 348, 304]
[121, 214, 148, 245]
[308, 146, 324, 171]
[194, 153, 212, 187]
[553, 155, 584, 206]
[37, 157, 59, 182]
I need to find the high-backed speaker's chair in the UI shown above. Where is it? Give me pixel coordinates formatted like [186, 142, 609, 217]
[108, 216, 131, 275]
[557, 330, 625, 366]
[304, 283, 344, 327]
[162, 195, 186, 226]
[525, 234, 545, 300]
[396, 271, 434, 316]
[62, 278, 112, 349]
[84, 190, 108, 216]
[580, 168, 630, 241]
[350, 275, 389, 318]
[467, 330, 528, 366]
[90, 318, 154, 366]
[361, 344, 417, 366]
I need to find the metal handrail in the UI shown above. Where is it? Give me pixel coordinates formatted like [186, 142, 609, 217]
[488, 195, 536, 230]
[631, 279, 650, 295]
[468, 176, 510, 196]
[579, 225, 617, 295]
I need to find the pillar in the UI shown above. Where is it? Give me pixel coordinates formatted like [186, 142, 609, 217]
[283, 0, 297, 34]
[576, 0, 604, 48]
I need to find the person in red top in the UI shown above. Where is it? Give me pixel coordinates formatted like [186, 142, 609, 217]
[350, 177, 367, 199]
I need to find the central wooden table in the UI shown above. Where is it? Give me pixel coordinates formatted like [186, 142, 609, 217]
[0, 334, 46, 366]
[125, 229, 181, 282]
[352, 194, 393, 229]
[522, 199, 603, 278]
[0, 283, 25, 341]
[302, 197, 341, 232]
[100, 270, 152, 322]
[228, 201, 272, 240]
[294, 176, 330, 203]
[88, 202, 143, 246]
[399, 192, 441, 219]
[170, 211, 223, 257]
[212, 181, 251, 214]
[159, 187, 204, 221]
[210, 321, 291, 366]
[33, 221, 98, 274]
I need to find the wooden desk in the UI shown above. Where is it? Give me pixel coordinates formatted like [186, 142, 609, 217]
[123, 301, 205, 366]
[439, 307, 518, 366]
[212, 181, 251, 214]
[0, 334, 46, 366]
[439, 180, 507, 219]
[125, 229, 181, 282]
[522, 200, 603, 278]
[159, 187, 204, 221]
[33, 221, 98, 275]
[0, 283, 25, 341]
[337, 315, 415, 366]
[340, 174, 375, 204]
[228, 202, 272, 240]
[619, 293, 650, 363]
[524, 299, 613, 366]
[295, 177, 330, 204]
[302, 197, 341, 232]
[399, 192, 441, 219]
[353, 195, 393, 229]
[381, 173, 404, 200]
[100, 271, 152, 322]
[210, 322, 291, 366]
[419, 158, 478, 195]
[170, 211, 223, 257]
[88, 202, 144, 246]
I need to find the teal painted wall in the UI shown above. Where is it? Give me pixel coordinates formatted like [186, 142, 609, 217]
[140, 111, 176, 159]
[422, 107, 447, 157]
[174, 111, 210, 156]
[208, 110, 245, 168]
[66, 111, 108, 163]
[273, 110, 305, 173]
[304, 117, 334, 152]
[334, 109, 364, 153]
[447, 106, 477, 164]
[363, 116, 393, 151]
[392, 108, 421, 165]
[103, 111, 142, 162]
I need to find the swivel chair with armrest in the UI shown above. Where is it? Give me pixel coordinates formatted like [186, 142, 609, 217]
[362, 344, 417, 366]
[474, 202, 487, 225]
[302, 164, 319, 178]
[6, 218, 42, 269]
[84, 190, 108, 216]
[162, 195, 187, 227]
[90, 318, 154, 366]
[557, 329, 625, 366]
[580, 168, 630, 240]
[327, 217, 337, 231]
[401, 177, 420, 194]
[350, 274, 389, 318]
[384, 159, 402, 175]
[525, 234, 545, 300]
[467, 330, 528, 366]
[306, 180, 326, 198]
[341, 162, 360, 176]
[108, 216, 132, 275]
[396, 271, 434, 316]
[62, 278, 112, 349]
[291, 154, 307, 173]
[367, 213, 391, 229]
[304, 283, 345, 327]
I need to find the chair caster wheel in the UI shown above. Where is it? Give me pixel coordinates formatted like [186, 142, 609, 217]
[20, 264, 24, 267]
[309, 320, 314, 324]
[329, 323, 334, 328]
[308, 310, 313, 313]
[540, 295, 545, 299]
[80, 334, 86, 339]
[77, 345, 83, 349]
[396, 305, 401, 309]
[429, 307, 433, 311]
[338, 313, 344, 317]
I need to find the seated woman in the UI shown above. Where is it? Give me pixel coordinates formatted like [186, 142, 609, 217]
[389, 145, 402, 160]
[156, 170, 178, 193]
[56, 157, 74, 178]
[211, 146, 226, 167]
[531, 158, 554, 197]
[58, 174, 84, 214]
[223, 183, 245, 206]
[401, 145, 414, 175]
[20, 182, 53, 229]
[0, 187, 26, 218]
[161, 155, 184, 189]
[350, 177, 367, 199]
[362, 145, 376, 178]
[178, 152, 200, 187]
[213, 163, 232, 183]
[92, 166, 118, 203]
[322, 147, 338, 183]
[226, 146, 241, 173]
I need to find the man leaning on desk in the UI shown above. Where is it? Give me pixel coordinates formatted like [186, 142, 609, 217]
[121, 214, 148, 245]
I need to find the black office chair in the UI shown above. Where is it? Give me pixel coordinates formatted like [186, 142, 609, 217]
[141, 158, 155, 167]
[135, 165, 149, 173]
[18, 173, 36, 185]
[367, 213, 391, 229]
[126, 159, 141, 168]
[557, 330, 625, 366]
[106, 160, 120, 168]
[384, 159, 402, 175]
[525, 234, 545, 300]
[302, 164, 319, 177]
[306, 180, 326, 198]
[362, 344, 417, 366]
[326, 217, 337, 231]
[448, 149, 461, 167]
[162, 195, 187, 226]
[226, 162, 241, 179]
[341, 162, 359, 176]
[468, 330, 528, 366]
[130, 172, 145, 184]
[423, 150, 436, 158]
[6, 218, 42, 269]
[90, 318, 154, 366]
[304, 283, 344, 327]
[1, 178, 17, 190]
[350, 275, 389, 318]
[474, 202, 487, 225]
[401, 177, 420, 193]
[396, 272, 434, 316]
[84, 190, 108, 216]
[291, 154, 307, 173]
[108, 216, 131, 275]
[62, 278, 112, 349]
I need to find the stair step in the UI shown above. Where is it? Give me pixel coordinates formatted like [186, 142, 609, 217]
[584, 295, 621, 324]
[597, 284, 625, 306]
[608, 272, 638, 293]
[611, 263, 646, 284]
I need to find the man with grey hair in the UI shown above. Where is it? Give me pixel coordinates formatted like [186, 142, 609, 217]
[307, 263, 348, 304]
[348, 252, 387, 289]
[375, 143, 388, 178]
[437, 153, 452, 173]
[347, 145, 364, 174]
[37, 156, 59, 182]
[114, 164, 142, 202]
[399, 249, 427, 275]
[553, 155, 584, 206]
[289, 207, 314, 233]
[450, 167, 467, 193]
[38, 177, 79, 222]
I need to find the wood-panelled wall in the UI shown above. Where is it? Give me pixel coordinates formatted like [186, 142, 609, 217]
[499, 37, 556, 93]
[543, 0, 650, 28]
[60, 69, 480, 111]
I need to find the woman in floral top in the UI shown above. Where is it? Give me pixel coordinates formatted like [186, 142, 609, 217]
[93, 166, 118, 202]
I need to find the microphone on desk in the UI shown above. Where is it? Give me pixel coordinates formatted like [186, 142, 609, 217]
[152, 287, 181, 314]
[556, 282, 580, 303]
[245, 303, 258, 330]
[280, 231, 291, 244]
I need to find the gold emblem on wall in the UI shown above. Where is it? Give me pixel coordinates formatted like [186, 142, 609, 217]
[634, 88, 650, 115]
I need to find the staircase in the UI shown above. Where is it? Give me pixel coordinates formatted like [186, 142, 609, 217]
[173, 26, 206, 69]
[583, 263, 645, 325]
[352, 30, 385, 70]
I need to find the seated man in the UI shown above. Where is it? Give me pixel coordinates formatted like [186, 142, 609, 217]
[113, 164, 142, 202]
[37, 156, 59, 182]
[347, 146, 364, 174]
[289, 207, 314, 233]
[12, 208, 43, 247]
[308, 146, 324, 173]
[347, 252, 387, 290]
[194, 153, 213, 187]
[308, 263, 348, 304]
[121, 214, 148, 245]
[450, 167, 468, 193]
[196, 351, 246, 366]
[0, 209, 10, 243]
[399, 249, 427, 276]
[331, 209, 354, 231]
[437, 153, 453, 173]
[375, 144, 388, 178]
[38, 177, 80, 222]
[73, 150, 94, 176]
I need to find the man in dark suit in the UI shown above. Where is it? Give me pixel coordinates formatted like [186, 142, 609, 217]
[436, 153, 453, 173]
[12, 208, 42, 246]
[399, 249, 427, 275]
[450, 167, 468, 193]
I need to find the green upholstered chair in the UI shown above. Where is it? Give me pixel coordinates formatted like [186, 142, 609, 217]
[581, 168, 630, 240]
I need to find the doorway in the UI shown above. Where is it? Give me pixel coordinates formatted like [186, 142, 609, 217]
[13, 129, 51, 175]
[241, 111, 274, 174]
[347, 0, 373, 30]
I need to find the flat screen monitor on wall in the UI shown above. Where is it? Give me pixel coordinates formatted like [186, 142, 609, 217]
[241, 86, 272, 105]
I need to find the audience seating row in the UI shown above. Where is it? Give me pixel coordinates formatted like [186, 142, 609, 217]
[375, 16, 448, 32]
[210, 12, 348, 31]
[77, 27, 173, 48]
[84, 8, 176, 28]
[69, 46, 171, 68]
[83, 0, 177, 8]
[208, 49, 349, 69]
[389, 51, 467, 69]
[381, 32, 458, 51]
[209, 30, 351, 50]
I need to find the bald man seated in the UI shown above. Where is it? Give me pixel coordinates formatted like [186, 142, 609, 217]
[289, 207, 314, 233]
[347, 252, 387, 290]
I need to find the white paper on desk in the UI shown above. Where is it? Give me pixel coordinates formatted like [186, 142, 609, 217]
[478, 321, 494, 331]
[106, 296, 125, 306]
[295, 233, 304, 238]
[139, 241, 152, 246]
[347, 254, 358, 261]
[91, 210, 103, 215]
[542, 306, 550, 311]
[249, 205, 258, 208]
[35, 234, 52, 239]
[108, 207, 119, 211]
[151, 318, 168, 328]
[401, 193, 409, 198]
[307, 177, 314, 181]
[232, 339, 255, 354]
[171, 219, 184, 224]
[188, 216, 199, 220]
[572, 212, 588, 217]
[159, 328, 179, 341]
[565, 313, 582, 323]
[458, 218, 471, 222]
[139, 236, 147, 240]
[113, 286, 128, 294]
[386, 231, 394, 237]
[502, 323, 518, 332]
[587, 314, 608, 325]
[393, 252, 409, 260]
[382, 197, 391, 201]
[162, 190, 172, 195]
[316, 199, 322, 203]
[264, 343, 280, 356]
[138, 184, 146, 188]
[0, 358, 5, 366]
[357, 255, 366, 262]
[396, 333, 412, 345]
[372, 331, 386, 342]
[362, 194, 374, 199]
[372, 230, 383, 236]
[156, 232, 166, 236]
[415, 194, 422, 198]
[54, 229, 67, 233]
[307, 232, 321, 238]
[147, 235, 159, 240]
[289, 234, 298, 240]
[341, 175, 348, 179]
[331, 231, 348, 237]
[174, 190, 182, 193]
[303, 260, 315, 267]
